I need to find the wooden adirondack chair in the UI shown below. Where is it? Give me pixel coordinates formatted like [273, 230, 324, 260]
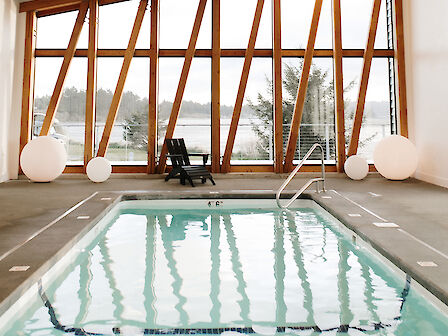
[164, 138, 216, 187]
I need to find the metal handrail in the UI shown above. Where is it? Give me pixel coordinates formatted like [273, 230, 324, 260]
[276, 143, 326, 209]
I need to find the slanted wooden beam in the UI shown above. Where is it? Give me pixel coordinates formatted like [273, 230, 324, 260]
[21, 0, 129, 14]
[157, 0, 208, 173]
[148, 0, 160, 173]
[97, 0, 148, 157]
[347, 0, 382, 156]
[84, 0, 98, 168]
[39, 3, 88, 136]
[211, 0, 221, 173]
[283, 0, 323, 171]
[19, 11, 37, 161]
[221, 0, 265, 172]
[272, 0, 283, 173]
[332, 0, 346, 172]
[393, 0, 408, 137]
[20, 0, 82, 13]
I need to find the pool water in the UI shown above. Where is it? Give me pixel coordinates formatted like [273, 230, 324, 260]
[2, 200, 448, 335]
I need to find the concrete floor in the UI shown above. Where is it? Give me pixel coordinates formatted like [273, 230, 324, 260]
[1, 173, 448, 315]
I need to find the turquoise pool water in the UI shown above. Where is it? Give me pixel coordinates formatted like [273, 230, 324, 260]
[1, 199, 448, 335]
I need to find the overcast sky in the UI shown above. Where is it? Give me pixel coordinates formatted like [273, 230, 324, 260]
[34, 0, 390, 105]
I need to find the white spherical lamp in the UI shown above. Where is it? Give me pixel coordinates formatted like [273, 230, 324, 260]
[86, 157, 111, 183]
[344, 155, 369, 180]
[374, 135, 418, 180]
[20, 136, 67, 182]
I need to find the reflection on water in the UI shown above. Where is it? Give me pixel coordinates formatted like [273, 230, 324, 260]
[5, 208, 448, 335]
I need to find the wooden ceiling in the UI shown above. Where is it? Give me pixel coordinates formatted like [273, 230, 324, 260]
[19, 0, 131, 17]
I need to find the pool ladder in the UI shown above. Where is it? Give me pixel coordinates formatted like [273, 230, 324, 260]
[276, 143, 326, 209]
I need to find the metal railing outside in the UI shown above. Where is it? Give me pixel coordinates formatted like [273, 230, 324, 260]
[276, 143, 326, 209]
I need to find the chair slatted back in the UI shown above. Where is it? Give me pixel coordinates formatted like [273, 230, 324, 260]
[166, 138, 191, 167]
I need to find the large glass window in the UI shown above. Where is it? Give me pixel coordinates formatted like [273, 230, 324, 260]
[282, 58, 336, 162]
[96, 58, 150, 164]
[27, 0, 399, 172]
[221, 58, 273, 163]
[343, 58, 392, 161]
[33, 58, 87, 164]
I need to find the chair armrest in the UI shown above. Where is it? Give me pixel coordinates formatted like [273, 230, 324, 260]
[188, 153, 209, 165]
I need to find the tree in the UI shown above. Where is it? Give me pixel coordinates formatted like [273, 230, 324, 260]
[249, 61, 356, 160]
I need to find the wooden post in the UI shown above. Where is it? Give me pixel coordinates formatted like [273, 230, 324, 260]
[347, 0, 382, 156]
[332, 0, 346, 172]
[283, 0, 323, 172]
[157, 0, 208, 173]
[221, 0, 265, 172]
[272, 0, 283, 173]
[211, 0, 221, 173]
[84, 0, 98, 169]
[393, 0, 408, 137]
[39, 2, 88, 136]
[148, 0, 159, 173]
[19, 11, 37, 162]
[97, 0, 148, 157]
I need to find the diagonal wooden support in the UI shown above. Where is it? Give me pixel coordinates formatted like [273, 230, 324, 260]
[347, 0, 382, 156]
[39, 2, 88, 136]
[148, 0, 160, 174]
[157, 0, 208, 173]
[273, 0, 283, 173]
[221, 0, 265, 172]
[84, 0, 98, 168]
[97, 0, 148, 157]
[283, 0, 323, 172]
[332, 0, 345, 172]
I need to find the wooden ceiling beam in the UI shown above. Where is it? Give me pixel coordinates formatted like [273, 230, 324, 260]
[21, 0, 130, 17]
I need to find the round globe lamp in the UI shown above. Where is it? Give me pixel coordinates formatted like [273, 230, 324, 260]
[373, 135, 418, 180]
[86, 157, 112, 183]
[20, 136, 67, 182]
[344, 155, 369, 180]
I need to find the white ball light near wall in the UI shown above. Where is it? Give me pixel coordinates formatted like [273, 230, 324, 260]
[373, 135, 418, 180]
[20, 136, 67, 182]
[86, 157, 112, 183]
[344, 155, 369, 180]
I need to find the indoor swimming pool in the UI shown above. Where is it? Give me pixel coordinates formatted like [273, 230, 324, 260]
[1, 199, 447, 335]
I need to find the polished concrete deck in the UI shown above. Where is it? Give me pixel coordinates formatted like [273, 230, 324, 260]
[1, 173, 448, 314]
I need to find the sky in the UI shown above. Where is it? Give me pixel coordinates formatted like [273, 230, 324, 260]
[34, 0, 391, 105]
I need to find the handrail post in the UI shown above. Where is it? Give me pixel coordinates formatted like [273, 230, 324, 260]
[276, 143, 326, 209]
